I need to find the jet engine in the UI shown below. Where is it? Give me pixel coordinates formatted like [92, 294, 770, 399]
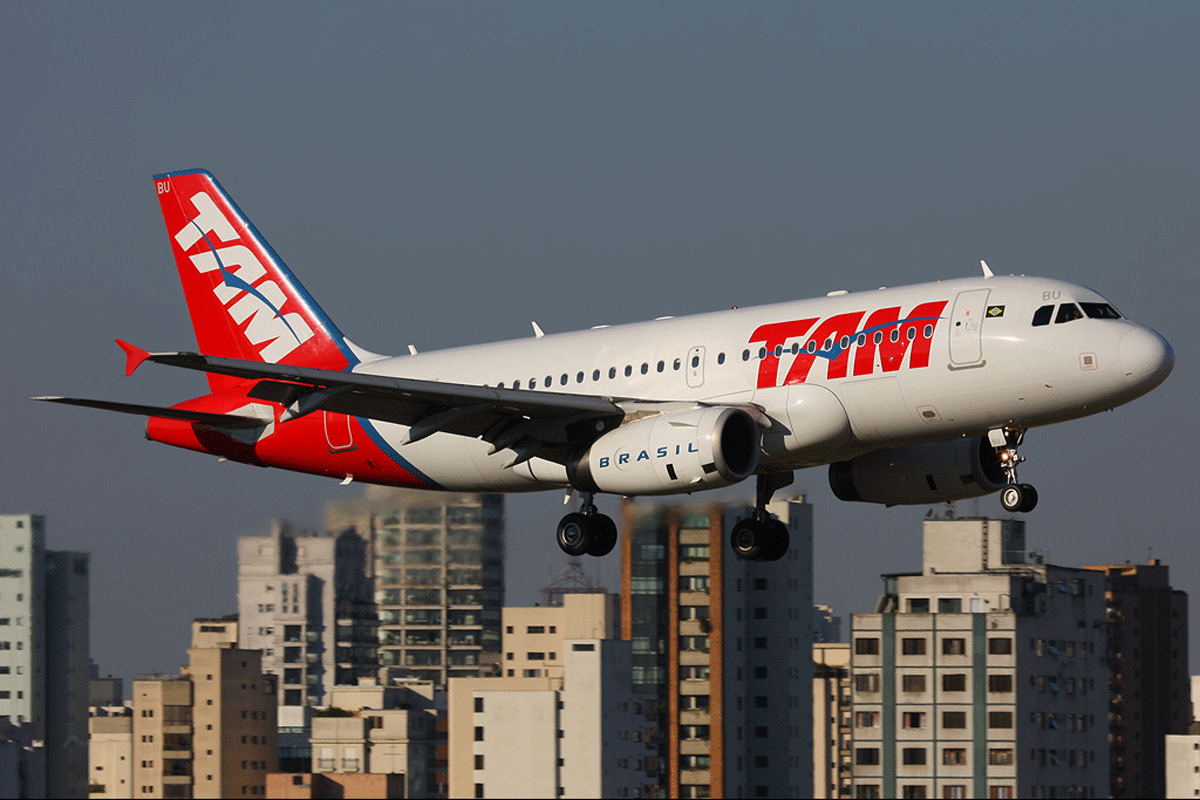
[828, 436, 1007, 506]
[568, 406, 760, 496]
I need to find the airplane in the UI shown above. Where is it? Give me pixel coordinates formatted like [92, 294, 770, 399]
[36, 169, 1174, 562]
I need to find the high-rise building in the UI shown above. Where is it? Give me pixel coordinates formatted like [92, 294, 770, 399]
[1166, 733, 1200, 798]
[132, 618, 278, 798]
[448, 594, 642, 799]
[814, 642, 852, 799]
[1082, 560, 1190, 798]
[621, 497, 814, 799]
[814, 604, 843, 643]
[0, 513, 90, 798]
[238, 518, 377, 743]
[326, 487, 505, 687]
[89, 710, 133, 799]
[849, 518, 1109, 800]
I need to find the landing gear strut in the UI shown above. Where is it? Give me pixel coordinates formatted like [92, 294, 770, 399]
[991, 427, 1038, 513]
[730, 472, 793, 562]
[556, 493, 619, 557]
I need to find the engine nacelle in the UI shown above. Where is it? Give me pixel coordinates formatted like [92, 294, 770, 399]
[828, 436, 1006, 506]
[568, 406, 760, 496]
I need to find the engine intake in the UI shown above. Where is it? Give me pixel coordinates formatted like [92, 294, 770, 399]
[828, 436, 1006, 506]
[569, 406, 760, 496]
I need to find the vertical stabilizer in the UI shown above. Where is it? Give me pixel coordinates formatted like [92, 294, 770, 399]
[153, 169, 354, 390]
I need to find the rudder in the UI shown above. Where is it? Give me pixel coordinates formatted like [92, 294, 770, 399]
[153, 169, 354, 390]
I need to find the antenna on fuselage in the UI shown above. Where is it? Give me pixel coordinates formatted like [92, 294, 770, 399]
[980, 260, 994, 279]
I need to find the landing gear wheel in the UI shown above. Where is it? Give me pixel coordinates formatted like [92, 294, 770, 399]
[761, 519, 790, 562]
[1017, 483, 1038, 513]
[556, 512, 593, 556]
[1000, 484, 1032, 513]
[585, 514, 619, 557]
[731, 519, 765, 561]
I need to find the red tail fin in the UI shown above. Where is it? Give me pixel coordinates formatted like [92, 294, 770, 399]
[153, 169, 354, 391]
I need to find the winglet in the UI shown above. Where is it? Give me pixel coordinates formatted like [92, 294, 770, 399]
[980, 259, 994, 279]
[115, 339, 152, 376]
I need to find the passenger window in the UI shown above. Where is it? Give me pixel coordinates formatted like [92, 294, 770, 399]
[546, 375, 553, 386]
[640, 363, 649, 375]
[498, 382, 505, 389]
[691, 356, 700, 368]
[657, 361, 664, 373]
[560, 374, 568, 386]
[742, 350, 750, 361]
[674, 358, 682, 370]
[592, 370, 600, 381]
[609, 367, 616, 379]
[1055, 304, 1083, 324]
[576, 372, 584, 384]
[624, 365, 632, 377]
[1031, 305, 1053, 326]
[513, 380, 521, 389]
[529, 378, 537, 388]
[717, 353, 725, 365]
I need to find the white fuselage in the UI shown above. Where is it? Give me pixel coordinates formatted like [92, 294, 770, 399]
[349, 275, 1172, 493]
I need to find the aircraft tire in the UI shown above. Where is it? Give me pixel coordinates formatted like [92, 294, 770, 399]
[731, 519, 764, 561]
[585, 514, 619, 557]
[1017, 484, 1039, 513]
[557, 512, 593, 556]
[762, 519, 790, 561]
[1000, 484, 1025, 513]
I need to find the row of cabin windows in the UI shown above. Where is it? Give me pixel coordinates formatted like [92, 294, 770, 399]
[495, 324, 937, 390]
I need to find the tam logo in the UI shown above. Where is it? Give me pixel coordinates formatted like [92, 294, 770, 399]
[172, 190, 314, 363]
[749, 301, 949, 388]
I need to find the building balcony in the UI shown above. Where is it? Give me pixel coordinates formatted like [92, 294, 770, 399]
[680, 769, 711, 785]
[162, 749, 192, 760]
[679, 710, 710, 726]
[162, 775, 192, 785]
[162, 724, 192, 736]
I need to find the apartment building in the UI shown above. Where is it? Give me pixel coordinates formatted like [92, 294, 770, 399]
[132, 618, 278, 798]
[814, 642, 852, 799]
[326, 487, 505, 687]
[621, 497, 814, 799]
[1083, 560, 1190, 797]
[238, 519, 378, 716]
[89, 709, 133, 798]
[0, 513, 90, 798]
[849, 518, 1108, 799]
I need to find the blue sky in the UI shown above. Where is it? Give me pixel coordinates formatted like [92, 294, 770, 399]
[2, 2, 1197, 680]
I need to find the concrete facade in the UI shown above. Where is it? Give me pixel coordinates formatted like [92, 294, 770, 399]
[813, 643, 851, 799]
[500, 594, 620, 679]
[238, 520, 377, 711]
[1166, 734, 1200, 799]
[849, 518, 1109, 800]
[326, 487, 505, 687]
[1083, 560, 1190, 798]
[448, 639, 643, 799]
[0, 514, 90, 798]
[621, 497, 814, 799]
[89, 712, 133, 798]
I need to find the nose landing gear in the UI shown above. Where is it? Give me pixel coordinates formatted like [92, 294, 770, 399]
[730, 472, 793, 561]
[991, 428, 1038, 513]
[556, 493, 619, 557]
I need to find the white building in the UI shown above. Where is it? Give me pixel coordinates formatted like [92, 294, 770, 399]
[0, 513, 90, 798]
[238, 519, 377, 723]
[849, 518, 1109, 800]
[448, 595, 643, 798]
[1166, 734, 1200, 799]
[88, 711, 133, 799]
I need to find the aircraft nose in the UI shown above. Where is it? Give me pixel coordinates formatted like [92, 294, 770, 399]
[1119, 327, 1174, 388]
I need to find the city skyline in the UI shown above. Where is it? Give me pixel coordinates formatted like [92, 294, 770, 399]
[3, 3, 1197, 684]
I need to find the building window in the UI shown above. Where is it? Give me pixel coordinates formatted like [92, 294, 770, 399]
[474, 697, 484, 713]
[474, 726, 484, 742]
[856, 786, 881, 799]
[855, 711, 879, 728]
[944, 786, 966, 799]
[475, 784, 484, 799]
[943, 748, 967, 765]
[988, 711, 1013, 729]
[474, 754, 484, 770]
[942, 638, 966, 655]
[942, 711, 967, 729]
[855, 638, 880, 655]
[988, 674, 1013, 693]
[901, 748, 927, 766]
[988, 637, 1012, 655]
[988, 787, 1013, 799]
[942, 673, 966, 692]
[988, 748, 1014, 765]
[901, 786, 927, 799]
[856, 748, 880, 766]
[854, 673, 880, 693]
[901, 674, 926, 692]
[901, 638, 926, 655]
[902, 712, 927, 729]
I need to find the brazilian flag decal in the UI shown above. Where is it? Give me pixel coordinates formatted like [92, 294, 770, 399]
[986, 306, 1005, 318]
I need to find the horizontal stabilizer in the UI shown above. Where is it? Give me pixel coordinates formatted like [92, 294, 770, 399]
[31, 397, 265, 428]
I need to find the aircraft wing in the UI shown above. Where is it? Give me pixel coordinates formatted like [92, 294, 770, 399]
[117, 344, 629, 462]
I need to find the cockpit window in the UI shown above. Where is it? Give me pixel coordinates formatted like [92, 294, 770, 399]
[1055, 303, 1083, 324]
[1032, 305, 1054, 326]
[1080, 302, 1121, 320]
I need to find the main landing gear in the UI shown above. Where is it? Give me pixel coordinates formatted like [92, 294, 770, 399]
[991, 427, 1039, 513]
[730, 472, 794, 562]
[556, 494, 619, 557]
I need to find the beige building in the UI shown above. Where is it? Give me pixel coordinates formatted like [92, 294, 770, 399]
[305, 680, 439, 799]
[813, 643, 851, 799]
[500, 593, 619, 679]
[849, 518, 1109, 800]
[89, 711, 133, 798]
[131, 618, 278, 798]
